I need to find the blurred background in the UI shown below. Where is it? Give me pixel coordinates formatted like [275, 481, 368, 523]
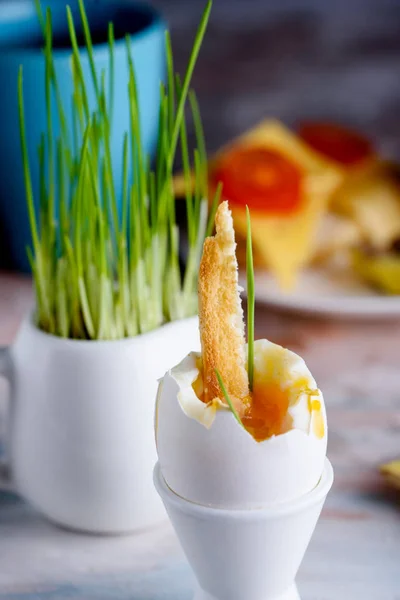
[150, 0, 400, 159]
[1, 0, 400, 269]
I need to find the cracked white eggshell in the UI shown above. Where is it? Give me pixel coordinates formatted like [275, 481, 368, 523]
[155, 344, 327, 509]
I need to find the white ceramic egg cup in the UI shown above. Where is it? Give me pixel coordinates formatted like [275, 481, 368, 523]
[154, 458, 333, 600]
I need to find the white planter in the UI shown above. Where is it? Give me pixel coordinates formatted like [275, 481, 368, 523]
[154, 459, 333, 600]
[0, 313, 199, 533]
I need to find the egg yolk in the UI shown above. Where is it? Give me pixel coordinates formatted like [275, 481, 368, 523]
[192, 369, 292, 441]
[192, 358, 205, 401]
[192, 361, 324, 442]
[241, 382, 292, 442]
[192, 373, 204, 401]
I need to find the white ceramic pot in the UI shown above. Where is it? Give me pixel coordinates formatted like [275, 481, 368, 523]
[154, 459, 333, 600]
[0, 313, 199, 533]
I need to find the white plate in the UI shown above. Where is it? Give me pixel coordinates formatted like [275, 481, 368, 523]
[240, 266, 400, 318]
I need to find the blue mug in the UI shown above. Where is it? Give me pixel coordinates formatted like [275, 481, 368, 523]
[0, 0, 165, 271]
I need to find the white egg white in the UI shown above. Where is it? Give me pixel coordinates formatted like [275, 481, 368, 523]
[155, 340, 327, 509]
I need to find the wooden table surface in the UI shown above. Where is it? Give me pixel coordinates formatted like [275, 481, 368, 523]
[0, 272, 399, 600]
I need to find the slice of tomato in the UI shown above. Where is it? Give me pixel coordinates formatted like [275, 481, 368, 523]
[212, 146, 303, 214]
[298, 121, 373, 166]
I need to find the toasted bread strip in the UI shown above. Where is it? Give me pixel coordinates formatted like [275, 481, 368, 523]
[198, 201, 249, 403]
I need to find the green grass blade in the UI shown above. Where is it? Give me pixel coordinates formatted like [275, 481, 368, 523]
[126, 38, 149, 249]
[166, 0, 212, 171]
[56, 258, 69, 337]
[38, 134, 46, 240]
[108, 22, 115, 123]
[148, 169, 156, 231]
[100, 71, 119, 243]
[78, 0, 100, 101]
[74, 126, 95, 338]
[64, 237, 83, 338]
[155, 86, 169, 224]
[246, 206, 255, 391]
[215, 369, 244, 428]
[18, 67, 40, 252]
[57, 138, 68, 252]
[34, 0, 45, 35]
[189, 89, 207, 197]
[23, 0, 213, 340]
[121, 132, 129, 235]
[205, 181, 222, 237]
[66, 5, 90, 121]
[165, 30, 175, 136]
[44, 9, 55, 246]
[50, 54, 72, 173]
[193, 149, 202, 223]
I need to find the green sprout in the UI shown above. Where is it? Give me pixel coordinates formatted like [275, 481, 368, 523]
[246, 205, 255, 390]
[18, 0, 215, 339]
[215, 368, 244, 428]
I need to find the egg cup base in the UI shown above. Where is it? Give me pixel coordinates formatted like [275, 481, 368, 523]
[154, 459, 333, 600]
[193, 583, 300, 600]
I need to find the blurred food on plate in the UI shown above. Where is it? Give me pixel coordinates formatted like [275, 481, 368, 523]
[380, 459, 400, 490]
[297, 122, 375, 167]
[174, 119, 400, 295]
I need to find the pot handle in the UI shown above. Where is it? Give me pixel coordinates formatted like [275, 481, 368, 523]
[0, 347, 13, 491]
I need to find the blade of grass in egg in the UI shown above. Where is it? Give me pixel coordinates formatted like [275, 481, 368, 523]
[246, 206, 255, 392]
[215, 369, 244, 428]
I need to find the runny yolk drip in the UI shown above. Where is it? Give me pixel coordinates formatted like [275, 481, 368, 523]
[241, 382, 292, 442]
[192, 367, 291, 441]
[192, 358, 205, 401]
[310, 398, 325, 439]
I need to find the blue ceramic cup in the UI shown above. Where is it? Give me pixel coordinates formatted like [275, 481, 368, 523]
[0, 0, 165, 271]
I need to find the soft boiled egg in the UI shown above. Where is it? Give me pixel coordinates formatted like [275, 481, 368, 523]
[155, 339, 327, 509]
